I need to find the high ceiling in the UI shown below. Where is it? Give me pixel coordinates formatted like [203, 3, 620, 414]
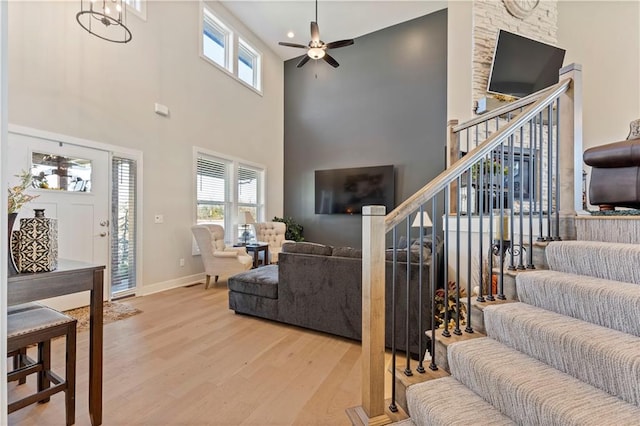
[220, 1, 448, 60]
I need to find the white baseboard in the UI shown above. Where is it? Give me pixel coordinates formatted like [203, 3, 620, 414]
[140, 273, 206, 296]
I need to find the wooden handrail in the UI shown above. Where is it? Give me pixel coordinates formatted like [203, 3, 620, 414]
[385, 78, 572, 231]
[453, 84, 557, 133]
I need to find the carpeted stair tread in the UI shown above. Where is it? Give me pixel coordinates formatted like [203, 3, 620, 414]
[484, 302, 640, 406]
[407, 376, 516, 426]
[448, 337, 640, 425]
[516, 270, 640, 337]
[545, 241, 640, 284]
[388, 419, 415, 426]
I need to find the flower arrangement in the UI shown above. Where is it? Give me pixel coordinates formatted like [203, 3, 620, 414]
[8, 170, 39, 214]
[434, 281, 467, 329]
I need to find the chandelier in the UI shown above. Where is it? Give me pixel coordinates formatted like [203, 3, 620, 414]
[76, 0, 132, 44]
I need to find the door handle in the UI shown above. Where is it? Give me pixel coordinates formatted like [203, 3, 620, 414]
[100, 220, 109, 227]
[99, 232, 108, 237]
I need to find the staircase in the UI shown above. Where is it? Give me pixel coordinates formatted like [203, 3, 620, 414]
[351, 63, 639, 425]
[405, 240, 640, 425]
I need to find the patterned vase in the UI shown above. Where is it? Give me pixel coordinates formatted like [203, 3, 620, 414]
[17, 209, 58, 273]
[7, 212, 19, 275]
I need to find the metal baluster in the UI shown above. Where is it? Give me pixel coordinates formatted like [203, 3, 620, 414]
[477, 157, 486, 303]
[416, 205, 425, 374]
[487, 154, 495, 302]
[508, 130, 516, 271]
[547, 105, 553, 240]
[537, 111, 545, 241]
[498, 142, 507, 300]
[429, 198, 439, 371]
[527, 118, 536, 269]
[465, 168, 473, 334]
[454, 176, 462, 335]
[518, 125, 525, 270]
[404, 218, 412, 376]
[554, 98, 562, 241]
[442, 187, 451, 338]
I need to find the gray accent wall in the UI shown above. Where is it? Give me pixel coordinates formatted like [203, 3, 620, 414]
[283, 10, 447, 248]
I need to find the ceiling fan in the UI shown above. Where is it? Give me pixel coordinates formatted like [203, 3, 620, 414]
[278, 0, 354, 68]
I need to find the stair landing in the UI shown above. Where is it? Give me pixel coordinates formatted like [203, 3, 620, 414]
[576, 213, 640, 244]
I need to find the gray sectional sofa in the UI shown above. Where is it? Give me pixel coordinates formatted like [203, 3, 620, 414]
[227, 241, 441, 358]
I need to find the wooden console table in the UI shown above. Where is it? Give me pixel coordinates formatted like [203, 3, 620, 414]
[8, 259, 105, 426]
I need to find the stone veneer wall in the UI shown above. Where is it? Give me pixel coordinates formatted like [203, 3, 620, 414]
[472, 0, 559, 102]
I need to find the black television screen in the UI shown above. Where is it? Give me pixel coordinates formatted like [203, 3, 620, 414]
[487, 30, 566, 98]
[315, 165, 395, 215]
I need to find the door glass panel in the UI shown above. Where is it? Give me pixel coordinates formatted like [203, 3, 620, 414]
[111, 157, 137, 296]
[31, 152, 92, 192]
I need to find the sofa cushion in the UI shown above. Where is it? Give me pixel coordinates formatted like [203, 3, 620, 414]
[385, 248, 431, 263]
[282, 242, 333, 256]
[228, 265, 279, 299]
[332, 247, 362, 259]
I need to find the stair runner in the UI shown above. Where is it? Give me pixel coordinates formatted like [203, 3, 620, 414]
[406, 241, 640, 425]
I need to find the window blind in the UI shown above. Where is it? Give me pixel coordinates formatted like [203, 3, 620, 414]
[111, 157, 137, 295]
[238, 166, 258, 204]
[238, 41, 254, 69]
[197, 157, 226, 204]
[203, 11, 226, 48]
[197, 156, 228, 225]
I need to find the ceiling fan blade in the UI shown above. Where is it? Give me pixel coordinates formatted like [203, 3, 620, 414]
[279, 42, 308, 49]
[310, 21, 320, 43]
[297, 55, 311, 68]
[323, 53, 339, 68]
[325, 39, 354, 50]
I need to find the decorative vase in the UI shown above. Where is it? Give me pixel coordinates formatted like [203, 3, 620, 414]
[17, 209, 58, 273]
[8, 212, 19, 275]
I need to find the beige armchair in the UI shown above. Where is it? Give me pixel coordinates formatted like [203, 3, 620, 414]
[191, 224, 253, 289]
[253, 222, 294, 263]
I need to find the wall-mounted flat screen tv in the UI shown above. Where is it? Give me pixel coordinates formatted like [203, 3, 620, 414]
[315, 165, 395, 215]
[487, 30, 566, 98]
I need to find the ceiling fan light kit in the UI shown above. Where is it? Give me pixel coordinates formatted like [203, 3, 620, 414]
[308, 47, 325, 60]
[278, 0, 354, 68]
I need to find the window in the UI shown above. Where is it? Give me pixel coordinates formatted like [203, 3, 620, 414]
[111, 157, 138, 297]
[31, 152, 92, 192]
[123, 0, 146, 19]
[195, 150, 265, 243]
[200, 5, 262, 94]
[238, 38, 261, 91]
[202, 8, 232, 71]
[237, 165, 260, 240]
[196, 156, 228, 227]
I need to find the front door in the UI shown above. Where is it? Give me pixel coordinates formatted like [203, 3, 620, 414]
[8, 130, 110, 310]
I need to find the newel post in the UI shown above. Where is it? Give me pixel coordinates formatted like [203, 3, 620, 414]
[361, 205, 388, 424]
[558, 63, 583, 239]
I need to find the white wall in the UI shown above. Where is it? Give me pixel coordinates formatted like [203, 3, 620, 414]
[558, 0, 640, 150]
[447, 0, 473, 122]
[7, 1, 284, 291]
[448, 0, 640, 146]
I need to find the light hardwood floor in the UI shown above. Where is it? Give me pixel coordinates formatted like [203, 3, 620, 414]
[8, 282, 396, 425]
